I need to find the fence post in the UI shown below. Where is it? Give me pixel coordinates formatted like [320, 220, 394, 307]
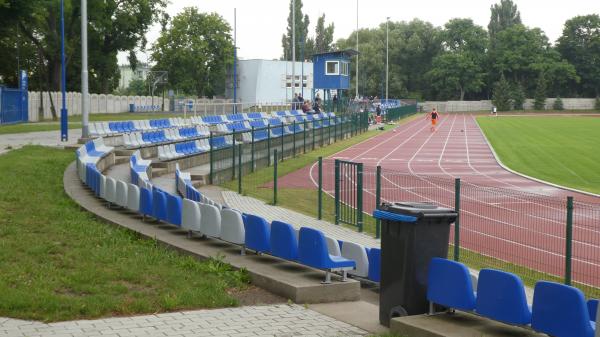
[375, 165, 382, 239]
[312, 120, 316, 150]
[251, 126, 255, 172]
[231, 130, 236, 180]
[320, 118, 324, 147]
[237, 143, 242, 194]
[273, 149, 278, 205]
[209, 131, 214, 184]
[357, 163, 363, 233]
[292, 121, 296, 157]
[565, 196, 573, 285]
[334, 159, 340, 225]
[280, 123, 284, 161]
[318, 157, 323, 220]
[328, 116, 332, 145]
[454, 178, 461, 261]
[303, 120, 307, 153]
[267, 124, 271, 166]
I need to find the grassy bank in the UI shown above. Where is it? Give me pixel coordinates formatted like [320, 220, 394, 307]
[0, 146, 249, 322]
[477, 116, 600, 194]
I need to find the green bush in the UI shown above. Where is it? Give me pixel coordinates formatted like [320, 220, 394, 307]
[534, 74, 547, 110]
[512, 83, 526, 110]
[553, 96, 564, 110]
[492, 74, 512, 111]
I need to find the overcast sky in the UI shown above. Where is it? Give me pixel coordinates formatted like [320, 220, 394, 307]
[119, 0, 599, 65]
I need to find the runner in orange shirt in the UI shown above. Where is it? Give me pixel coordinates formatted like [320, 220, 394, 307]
[426, 108, 440, 132]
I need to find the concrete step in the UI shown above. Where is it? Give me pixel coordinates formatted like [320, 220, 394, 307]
[152, 167, 169, 177]
[114, 156, 129, 165]
[115, 149, 134, 156]
[152, 161, 169, 169]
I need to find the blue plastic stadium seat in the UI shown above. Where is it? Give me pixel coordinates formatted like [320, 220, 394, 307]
[166, 194, 183, 227]
[276, 111, 287, 117]
[367, 248, 381, 282]
[152, 189, 168, 222]
[298, 227, 356, 283]
[249, 120, 266, 129]
[85, 141, 103, 157]
[427, 258, 476, 313]
[243, 214, 271, 254]
[269, 118, 283, 126]
[531, 281, 595, 337]
[227, 113, 244, 122]
[139, 187, 153, 219]
[270, 221, 298, 261]
[588, 299, 599, 323]
[247, 112, 262, 120]
[476, 269, 531, 325]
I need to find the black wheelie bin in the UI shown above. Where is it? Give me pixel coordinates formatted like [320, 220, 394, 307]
[373, 202, 457, 327]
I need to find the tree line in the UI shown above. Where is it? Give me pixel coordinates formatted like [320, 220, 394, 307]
[334, 0, 600, 106]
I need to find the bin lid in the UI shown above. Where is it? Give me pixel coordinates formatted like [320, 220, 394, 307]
[379, 202, 456, 219]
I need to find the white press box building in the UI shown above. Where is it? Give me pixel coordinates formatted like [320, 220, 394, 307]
[235, 59, 314, 104]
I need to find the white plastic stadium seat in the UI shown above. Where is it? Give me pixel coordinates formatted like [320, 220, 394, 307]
[181, 199, 202, 233]
[199, 203, 221, 238]
[93, 138, 113, 153]
[220, 209, 246, 251]
[105, 177, 117, 206]
[115, 180, 128, 208]
[127, 183, 140, 212]
[326, 236, 342, 256]
[99, 174, 107, 199]
[341, 241, 369, 278]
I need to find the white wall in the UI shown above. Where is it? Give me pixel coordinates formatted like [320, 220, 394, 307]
[421, 98, 598, 113]
[238, 59, 313, 104]
[27, 92, 167, 122]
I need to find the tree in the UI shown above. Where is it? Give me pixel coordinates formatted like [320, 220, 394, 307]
[426, 53, 485, 100]
[489, 24, 578, 96]
[427, 19, 487, 100]
[151, 8, 234, 97]
[492, 74, 512, 111]
[0, 0, 165, 94]
[512, 82, 526, 110]
[281, 0, 309, 61]
[488, 0, 521, 40]
[314, 15, 334, 55]
[534, 73, 547, 110]
[553, 96, 564, 110]
[557, 15, 600, 97]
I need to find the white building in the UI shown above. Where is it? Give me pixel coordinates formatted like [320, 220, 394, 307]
[118, 63, 151, 89]
[235, 59, 313, 104]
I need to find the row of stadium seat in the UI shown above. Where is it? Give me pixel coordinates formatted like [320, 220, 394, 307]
[428, 258, 598, 337]
[75, 138, 114, 182]
[122, 126, 211, 148]
[89, 112, 338, 137]
[157, 136, 233, 161]
[174, 166, 380, 283]
[129, 151, 151, 185]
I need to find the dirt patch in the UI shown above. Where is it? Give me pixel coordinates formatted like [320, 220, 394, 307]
[229, 286, 287, 306]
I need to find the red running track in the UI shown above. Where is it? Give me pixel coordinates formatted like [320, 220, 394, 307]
[279, 114, 600, 288]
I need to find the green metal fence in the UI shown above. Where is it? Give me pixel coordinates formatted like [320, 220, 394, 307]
[321, 159, 600, 298]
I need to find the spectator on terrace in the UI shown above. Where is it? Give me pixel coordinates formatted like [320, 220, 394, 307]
[302, 100, 311, 114]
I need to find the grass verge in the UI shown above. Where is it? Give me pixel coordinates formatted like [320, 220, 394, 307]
[477, 116, 600, 194]
[0, 146, 249, 322]
[0, 112, 186, 135]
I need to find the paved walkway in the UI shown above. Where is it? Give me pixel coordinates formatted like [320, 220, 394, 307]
[222, 191, 380, 248]
[0, 129, 80, 154]
[0, 304, 366, 337]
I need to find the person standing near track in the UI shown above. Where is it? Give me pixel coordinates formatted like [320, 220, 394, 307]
[426, 108, 440, 132]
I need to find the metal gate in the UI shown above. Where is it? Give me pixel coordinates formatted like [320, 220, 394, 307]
[0, 71, 29, 125]
[334, 159, 363, 232]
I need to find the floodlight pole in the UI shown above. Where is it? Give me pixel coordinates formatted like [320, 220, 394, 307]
[386, 16, 389, 102]
[292, 0, 296, 105]
[355, 0, 359, 99]
[60, 0, 68, 141]
[233, 8, 237, 113]
[81, 0, 90, 138]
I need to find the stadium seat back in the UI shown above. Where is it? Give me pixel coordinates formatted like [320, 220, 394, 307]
[476, 269, 531, 325]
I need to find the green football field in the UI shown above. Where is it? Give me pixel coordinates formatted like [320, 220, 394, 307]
[477, 116, 600, 195]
